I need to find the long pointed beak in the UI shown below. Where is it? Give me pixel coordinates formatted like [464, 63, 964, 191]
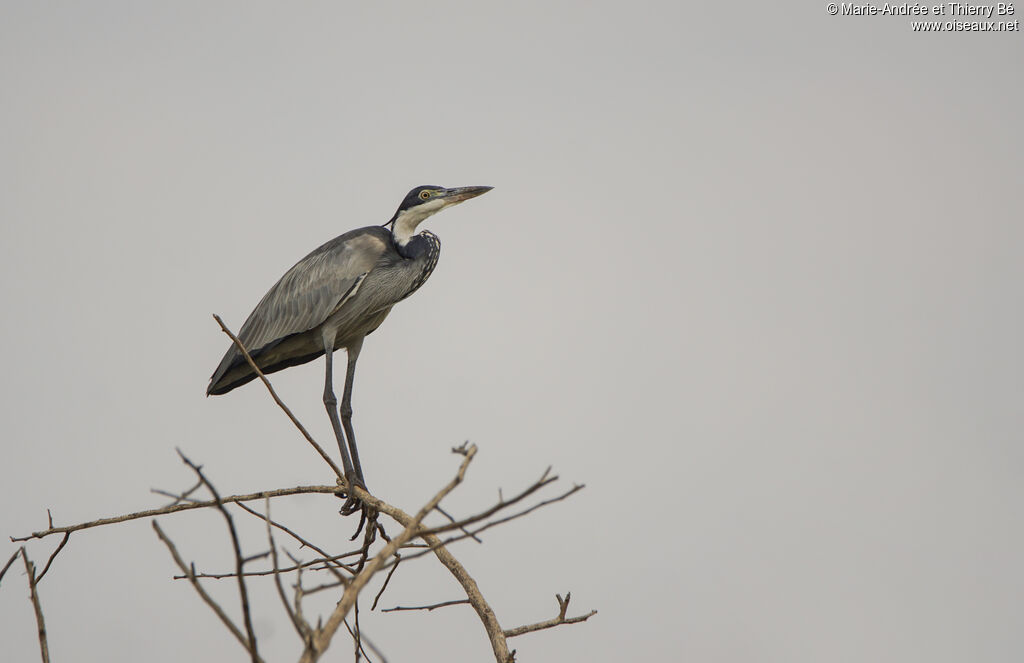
[440, 185, 494, 205]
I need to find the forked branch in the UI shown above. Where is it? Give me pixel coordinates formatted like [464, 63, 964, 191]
[503, 592, 598, 638]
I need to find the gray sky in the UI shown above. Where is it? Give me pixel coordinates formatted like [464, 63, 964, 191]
[2, 2, 1022, 662]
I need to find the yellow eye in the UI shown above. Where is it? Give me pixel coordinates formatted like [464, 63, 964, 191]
[419, 190, 432, 200]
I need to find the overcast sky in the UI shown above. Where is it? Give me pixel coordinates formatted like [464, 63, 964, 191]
[2, 2, 1022, 662]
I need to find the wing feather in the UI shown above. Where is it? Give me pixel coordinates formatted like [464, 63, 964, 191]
[208, 228, 388, 391]
[238, 230, 387, 350]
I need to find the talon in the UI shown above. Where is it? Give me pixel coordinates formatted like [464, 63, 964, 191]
[337, 474, 376, 521]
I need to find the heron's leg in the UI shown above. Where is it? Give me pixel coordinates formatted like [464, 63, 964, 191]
[321, 331, 361, 498]
[340, 337, 366, 487]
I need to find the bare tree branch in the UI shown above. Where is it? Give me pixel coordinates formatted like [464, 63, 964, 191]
[9, 324, 593, 663]
[414, 470, 558, 538]
[152, 521, 264, 663]
[34, 533, 70, 584]
[370, 553, 401, 611]
[0, 549, 20, 587]
[21, 548, 50, 663]
[152, 479, 204, 507]
[382, 599, 470, 613]
[173, 558, 350, 581]
[286, 550, 313, 636]
[342, 609, 383, 663]
[12, 485, 340, 542]
[361, 485, 512, 662]
[301, 445, 480, 662]
[303, 579, 347, 596]
[265, 497, 311, 646]
[434, 505, 483, 543]
[503, 593, 597, 638]
[233, 501, 355, 578]
[178, 451, 260, 663]
[189, 486, 574, 586]
[384, 482, 585, 569]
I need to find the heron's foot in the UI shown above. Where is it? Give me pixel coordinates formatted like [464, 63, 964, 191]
[339, 473, 373, 518]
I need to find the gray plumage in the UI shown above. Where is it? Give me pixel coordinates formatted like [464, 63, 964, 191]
[207, 226, 435, 395]
[207, 184, 492, 510]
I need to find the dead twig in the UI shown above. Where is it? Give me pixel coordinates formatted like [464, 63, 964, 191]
[370, 553, 401, 611]
[503, 593, 597, 638]
[177, 450, 260, 663]
[434, 505, 483, 543]
[416, 467, 558, 538]
[386, 482, 585, 569]
[382, 599, 470, 613]
[265, 497, 311, 646]
[152, 521, 264, 663]
[152, 479, 205, 507]
[233, 500, 354, 579]
[284, 549, 313, 634]
[34, 532, 71, 584]
[173, 559, 349, 581]
[0, 549, 21, 587]
[342, 611, 382, 663]
[174, 476, 578, 585]
[12, 485, 340, 542]
[21, 548, 51, 663]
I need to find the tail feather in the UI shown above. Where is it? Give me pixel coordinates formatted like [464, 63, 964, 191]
[207, 337, 325, 396]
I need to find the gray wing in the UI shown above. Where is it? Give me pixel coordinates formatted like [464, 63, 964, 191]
[209, 228, 388, 388]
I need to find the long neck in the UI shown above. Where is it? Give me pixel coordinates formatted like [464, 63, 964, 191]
[391, 201, 444, 248]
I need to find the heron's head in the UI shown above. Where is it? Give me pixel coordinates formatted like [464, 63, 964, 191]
[387, 185, 493, 247]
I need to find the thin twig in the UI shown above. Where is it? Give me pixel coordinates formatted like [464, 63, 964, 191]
[435, 505, 483, 543]
[152, 488, 204, 504]
[342, 613, 379, 663]
[382, 599, 470, 613]
[416, 468, 558, 538]
[355, 627, 388, 663]
[12, 485, 340, 541]
[503, 593, 598, 638]
[0, 549, 20, 587]
[178, 451, 259, 663]
[152, 479, 205, 506]
[439, 483, 586, 543]
[213, 314, 345, 482]
[370, 554, 401, 611]
[265, 497, 309, 644]
[152, 521, 263, 663]
[354, 601, 364, 662]
[303, 579, 347, 596]
[35, 532, 71, 583]
[173, 562, 346, 581]
[172, 545, 366, 580]
[233, 500, 353, 579]
[21, 548, 50, 663]
[386, 483, 585, 568]
[286, 550, 311, 638]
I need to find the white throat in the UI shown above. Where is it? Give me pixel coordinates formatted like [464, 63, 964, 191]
[392, 199, 446, 246]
